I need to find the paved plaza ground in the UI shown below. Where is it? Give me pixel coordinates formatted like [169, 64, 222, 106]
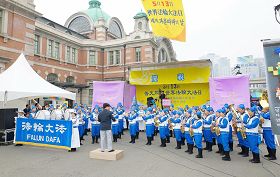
[0, 132, 279, 177]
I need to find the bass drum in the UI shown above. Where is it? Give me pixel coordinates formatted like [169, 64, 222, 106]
[35, 110, 50, 120]
[50, 110, 63, 120]
[63, 109, 74, 120]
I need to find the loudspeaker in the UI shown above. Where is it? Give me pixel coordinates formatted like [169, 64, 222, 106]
[0, 108, 17, 130]
[0, 131, 14, 142]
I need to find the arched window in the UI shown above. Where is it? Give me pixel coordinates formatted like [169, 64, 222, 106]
[158, 48, 168, 63]
[66, 76, 75, 84]
[68, 16, 91, 33]
[47, 73, 58, 83]
[109, 21, 122, 38]
[138, 22, 142, 30]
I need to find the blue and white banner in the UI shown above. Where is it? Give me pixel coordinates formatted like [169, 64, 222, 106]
[15, 118, 72, 150]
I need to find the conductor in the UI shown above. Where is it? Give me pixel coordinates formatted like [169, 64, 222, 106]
[159, 90, 166, 109]
[98, 103, 116, 152]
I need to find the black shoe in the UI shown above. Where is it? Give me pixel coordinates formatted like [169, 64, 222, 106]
[160, 139, 164, 147]
[175, 141, 181, 149]
[146, 137, 149, 145]
[129, 136, 133, 143]
[80, 142, 83, 145]
[189, 144, 194, 154]
[132, 136, 136, 144]
[264, 147, 271, 158]
[162, 138, 166, 147]
[91, 136, 95, 144]
[250, 153, 260, 163]
[166, 136, 170, 143]
[208, 142, 213, 152]
[196, 149, 203, 158]
[181, 138, 185, 146]
[185, 144, 190, 153]
[222, 151, 231, 161]
[212, 138, 216, 145]
[238, 146, 244, 155]
[203, 142, 209, 150]
[269, 149, 277, 160]
[148, 137, 152, 145]
[216, 144, 222, 154]
[242, 147, 249, 157]
[108, 150, 115, 152]
[229, 142, 233, 151]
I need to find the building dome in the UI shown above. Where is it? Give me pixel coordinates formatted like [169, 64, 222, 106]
[65, 0, 125, 39]
[82, 0, 111, 24]
[134, 11, 148, 20]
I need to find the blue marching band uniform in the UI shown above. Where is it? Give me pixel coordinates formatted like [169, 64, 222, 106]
[53, 101, 276, 163]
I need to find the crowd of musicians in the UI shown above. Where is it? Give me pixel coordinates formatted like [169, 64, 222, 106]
[17, 101, 277, 163]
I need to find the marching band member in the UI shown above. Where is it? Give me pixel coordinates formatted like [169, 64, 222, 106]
[90, 106, 100, 144]
[77, 107, 85, 145]
[128, 108, 138, 144]
[203, 107, 214, 152]
[137, 106, 146, 132]
[224, 104, 234, 151]
[143, 107, 154, 145]
[158, 109, 169, 147]
[184, 109, 195, 154]
[171, 111, 183, 150]
[215, 109, 224, 155]
[135, 107, 140, 140]
[69, 111, 80, 152]
[116, 103, 125, 137]
[245, 107, 261, 163]
[179, 107, 186, 146]
[165, 109, 171, 143]
[191, 111, 203, 158]
[261, 107, 277, 160]
[236, 104, 249, 156]
[218, 108, 231, 161]
[112, 111, 119, 142]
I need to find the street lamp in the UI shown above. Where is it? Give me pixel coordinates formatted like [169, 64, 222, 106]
[274, 4, 280, 24]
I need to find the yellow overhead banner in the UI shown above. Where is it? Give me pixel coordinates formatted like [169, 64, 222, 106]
[136, 83, 210, 108]
[129, 66, 211, 85]
[141, 0, 186, 42]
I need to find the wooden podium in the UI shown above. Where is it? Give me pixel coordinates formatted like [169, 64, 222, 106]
[89, 149, 124, 161]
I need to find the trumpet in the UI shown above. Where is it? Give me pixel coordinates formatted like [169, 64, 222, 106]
[168, 119, 174, 130]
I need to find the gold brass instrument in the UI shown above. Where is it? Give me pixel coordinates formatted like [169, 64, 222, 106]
[154, 116, 160, 127]
[213, 118, 221, 136]
[168, 119, 174, 130]
[189, 120, 194, 137]
[180, 118, 185, 133]
[260, 90, 269, 125]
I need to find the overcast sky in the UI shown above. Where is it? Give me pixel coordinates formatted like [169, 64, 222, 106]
[34, 0, 280, 61]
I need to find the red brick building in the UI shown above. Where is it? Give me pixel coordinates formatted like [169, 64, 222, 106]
[0, 0, 176, 106]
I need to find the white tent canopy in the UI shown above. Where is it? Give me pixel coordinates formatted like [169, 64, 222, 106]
[0, 54, 76, 102]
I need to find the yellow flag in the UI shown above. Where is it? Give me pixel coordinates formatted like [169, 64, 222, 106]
[141, 0, 186, 42]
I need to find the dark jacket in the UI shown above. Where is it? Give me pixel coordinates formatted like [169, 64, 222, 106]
[98, 109, 115, 130]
